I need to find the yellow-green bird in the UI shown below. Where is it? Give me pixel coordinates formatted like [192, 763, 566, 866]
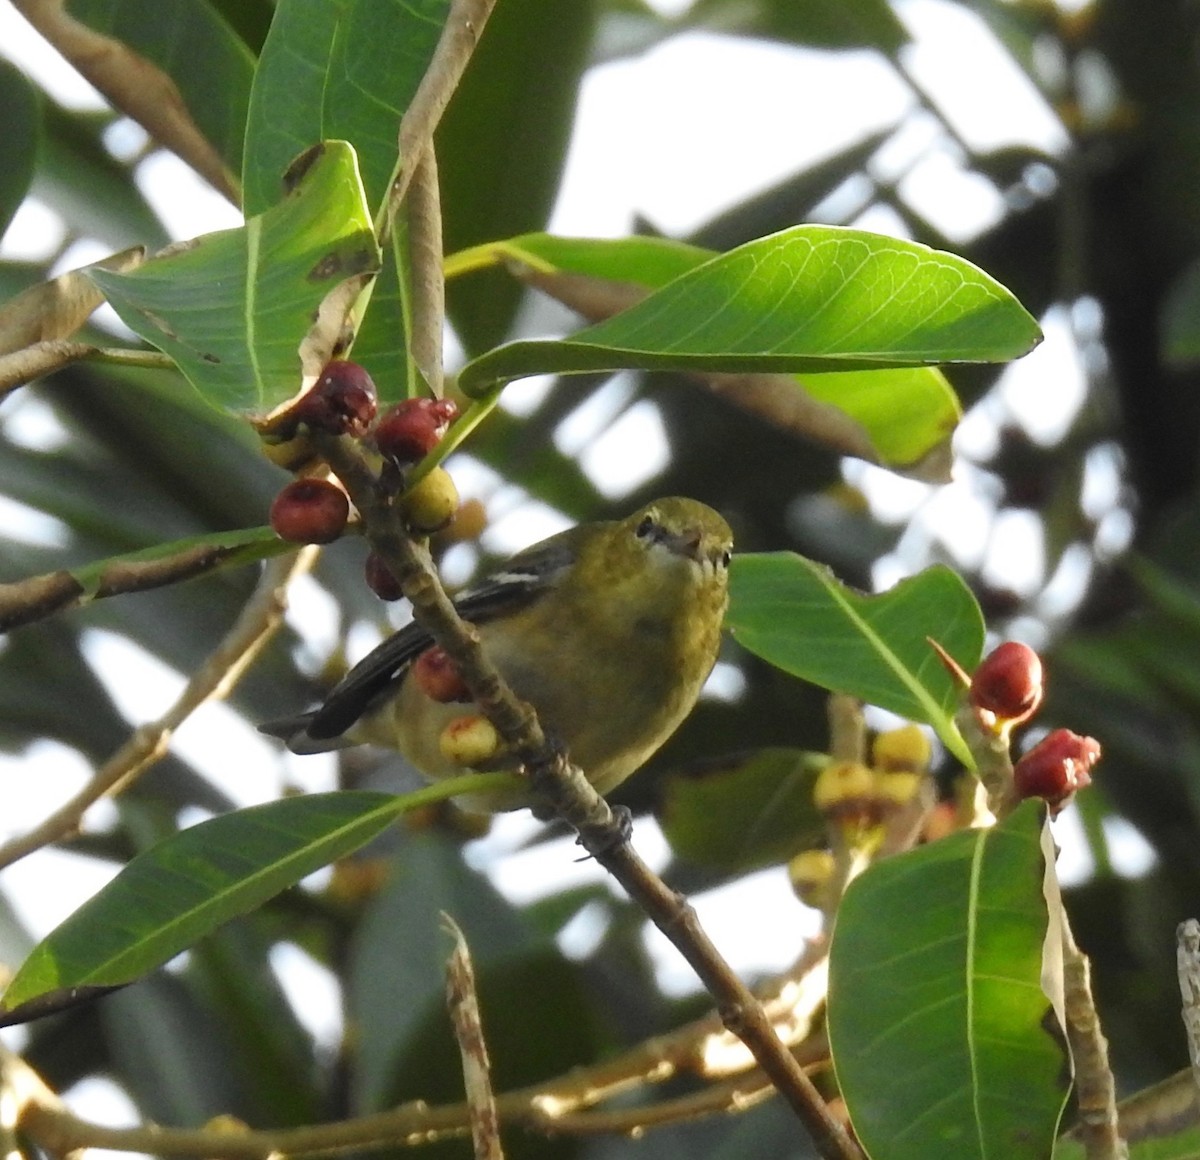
[262, 496, 733, 810]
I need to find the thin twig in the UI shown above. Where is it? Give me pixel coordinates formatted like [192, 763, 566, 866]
[442, 915, 503, 1160]
[0, 340, 175, 398]
[379, 0, 500, 237]
[1178, 920, 1200, 1101]
[0, 534, 291, 633]
[1063, 915, 1127, 1159]
[0, 550, 316, 870]
[17, 1001, 832, 1158]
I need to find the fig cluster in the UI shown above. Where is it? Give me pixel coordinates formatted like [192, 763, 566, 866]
[969, 641, 1101, 813]
[265, 360, 463, 598]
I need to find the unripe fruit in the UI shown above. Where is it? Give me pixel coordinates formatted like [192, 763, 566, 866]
[260, 429, 319, 473]
[412, 645, 471, 703]
[374, 397, 459, 465]
[873, 770, 925, 809]
[813, 760, 880, 834]
[789, 848, 835, 910]
[872, 724, 932, 773]
[970, 641, 1043, 728]
[270, 479, 349, 544]
[439, 714, 502, 769]
[364, 551, 404, 601]
[401, 466, 459, 533]
[293, 359, 378, 436]
[1013, 728, 1101, 813]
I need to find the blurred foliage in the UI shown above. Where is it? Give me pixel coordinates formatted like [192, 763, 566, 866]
[3, 0, 1200, 1155]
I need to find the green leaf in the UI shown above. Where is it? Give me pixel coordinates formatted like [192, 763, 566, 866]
[828, 802, 1071, 1160]
[795, 366, 960, 471]
[726, 554, 984, 765]
[659, 748, 827, 874]
[450, 232, 965, 471]
[0, 61, 40, 239]
[242, 0, 450, 216]
[457, 225, 1042, 396]
[66, 0, 255, 175]
[87, 141, 379, 416]
[0, 779, 512, 1023]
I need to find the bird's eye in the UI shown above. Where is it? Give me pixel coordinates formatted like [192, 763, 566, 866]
[720, 549, 732, 568]
[635, 514, 657, 539]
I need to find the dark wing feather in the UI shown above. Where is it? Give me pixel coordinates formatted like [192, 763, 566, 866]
[303, 527, 586, 741]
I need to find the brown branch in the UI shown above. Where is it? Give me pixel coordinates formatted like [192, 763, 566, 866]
[312, 433, 860, 1160]
[0, 340, 174, 399]
[0, 536, 291, 633]
[0, 550, 316, 870]
[14, 0, 239, 203]
[1063, 916, 1127, 1159]
[381, 0, 499, 232]
[17, 1012, 832, 1158]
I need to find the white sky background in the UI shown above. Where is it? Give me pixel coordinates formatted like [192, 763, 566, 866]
[0, 0, 1156, 1095]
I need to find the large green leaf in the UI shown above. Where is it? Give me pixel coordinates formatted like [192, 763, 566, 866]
[828, 802, 1071, 1160]
[726, 553, 985, 766]
[659, 747, 827, 874]
[457, 226, 1042, 396]
[87, 141, 379, 416]
[0, 779, 512, 1023]
[67, 0, 255, 175]
[0, 61, 40, 240]
[241, 0, 450, 216]
[460, 231, 963, 471]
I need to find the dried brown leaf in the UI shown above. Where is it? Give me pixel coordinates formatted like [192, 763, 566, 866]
[0, 246, 143, 354]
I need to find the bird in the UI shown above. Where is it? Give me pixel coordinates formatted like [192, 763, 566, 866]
[261, 496, 733, 810]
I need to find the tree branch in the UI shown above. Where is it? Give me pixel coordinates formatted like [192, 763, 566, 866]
[1064, 915, 1127, 1159]
[379, 0, 500, 237]
[311, 433, 860, 1160]
[0, 549, 316, 870]
[0, 531, 291, 633]
[16, 987, 832, 1157]
[0, 341, 174, 400]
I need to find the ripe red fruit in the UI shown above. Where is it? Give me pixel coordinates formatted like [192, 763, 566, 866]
[364, 551, 404, 601]
[269, 479, 349, 544]
[1013, 728, 1102, 812]
[970, 641, 1044, 726]
[374, 398, 459, 465]
[412, 645, 471, 703]
[293, 360, 378, 437]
